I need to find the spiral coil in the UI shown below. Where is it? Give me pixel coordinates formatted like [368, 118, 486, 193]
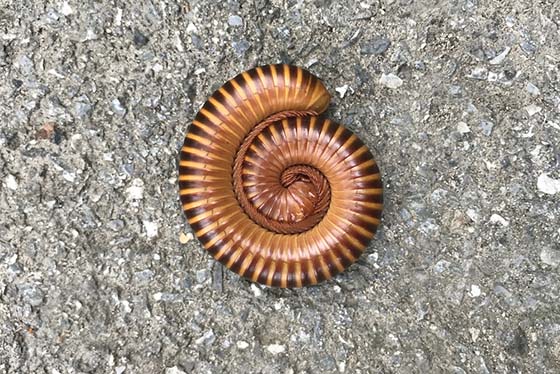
[179, 64, 383, 287]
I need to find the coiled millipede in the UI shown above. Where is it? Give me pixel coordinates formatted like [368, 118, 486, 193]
[178, 64, 383, 288]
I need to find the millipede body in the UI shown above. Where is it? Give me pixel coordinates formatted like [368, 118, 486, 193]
[178, 64, 383, 287]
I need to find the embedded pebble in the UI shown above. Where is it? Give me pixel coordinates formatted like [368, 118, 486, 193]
[195, 330, 216, 346]
[335, 85, 350, 98]
[134, 269, 155, 282]
[250, 284, 263, 297]
[107, 219, 125, 231]
[5, 174, 18, 190]
[266, 344, 286, 355]
[489, 47, 511, 65]
[179, 232, 194, 244]
[489, 214, 509, 227]
[537, 174, 560, 195]
[62, 170, 76, 183]
[466, 209, 480, 223]
[457, 122, 470, 134]
[524, 104, 542, 116]
[74, 99, 93, 118]
[480, 120, 494, 136]
[430, 188, 448, 203]
[526, 82, 540, 95]
[468, 67, 488, 80]
[232, 40, 250, 56]
[434, 260, 451, 273]
[186, 23, 197, 33]
[228, 15, 243, 26]
[360, 37, 391, 55]
[143, 220, 159, 238]
[540, 248, 560, 267]
[60, 2, 73, 16]
[196, 269, 210, 283]
[379, 73, 403, 89]
[469, 285, 481, 298]
[111, 98, 126, 116]
[126, 179, 144, 200]
[237, 341, 250, 350]
[20, 284, 44, 306]
[449, 85, 462, 97]
[520, 40, 537, 54]
[133, 30, 149, 47]
[165, 367, 187, 374]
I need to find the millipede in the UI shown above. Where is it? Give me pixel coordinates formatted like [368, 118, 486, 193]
[178, 64, 383, 288]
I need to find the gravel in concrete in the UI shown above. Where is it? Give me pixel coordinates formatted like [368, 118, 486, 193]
[1, 0, 559, 373]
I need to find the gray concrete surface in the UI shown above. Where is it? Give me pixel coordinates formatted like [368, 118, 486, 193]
[1, 0, 559, 373]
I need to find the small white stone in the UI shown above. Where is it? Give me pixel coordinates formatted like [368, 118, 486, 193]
[126, 178, 144, 200]
[548, 121, 560, 131]
[196, 269, 209, 283]
[165, 367, 186, 374]
[505, 16, 516, 27]
[489, 214, 509, 227]
[195, 330, 216, 346]
[186, 22, 197, 33]
[537, 173, 560, 195]
[179, 232, 194, 244]
[489, 47, 511, 65]
[60, 2, 73, 16]
[228, 15, 243, 26]
[250, 284, 262, 297]
[469, 327, 480, 342]
[526, 82, 540, 95]
[121, 300, 132, 313]
[174, 31, 184, 52]
[359, 2, 370, 8]
[434, 260, 450, 273]
[153, 292, 163, 301]
[305, 58, 319, 68]
[115, 366, 126, 374]
[540, 248, 560, 267]
[194, 67, 206, 75]
[456, 122, 470, 134]
[467, 67, 488, 80]
[48, 69, 65, 78]
[5, 174, 18, 190]
[466, 208, 479, 223]
[524, 104, 542, 116]
[62, 170, 76, 183]
[236, 341, 249, 350]
[143, 220, 158, 238]
[152, 63, 163, 73]
[379, 73, 403, 89]
[114, 8, 123, 26]
[7, 254, 17, 265]
[469, 285, 481, 298]
[111, 98, 126, 115]
[335, 84, 350, 98]
[487, 71, 498, 82]
[266, 343, 286, 354]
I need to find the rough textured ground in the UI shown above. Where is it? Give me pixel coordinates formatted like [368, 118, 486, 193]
[1, 0, 560, 373]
